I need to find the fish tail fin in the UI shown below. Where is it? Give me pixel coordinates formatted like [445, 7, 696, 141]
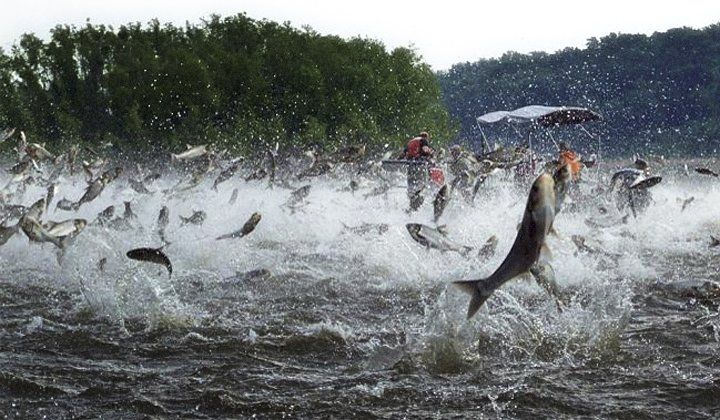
[436, 224, 448, 236]
[58, 233, 80, 250]
[49, 235, 66, 250]
[55, 248, 66, 266]
[453, 278, 493, 319]
[710, 235, 720, 247]
[460, 246, 474, 257]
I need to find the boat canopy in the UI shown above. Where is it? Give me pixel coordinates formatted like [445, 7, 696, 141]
[477, 105, 602, 127]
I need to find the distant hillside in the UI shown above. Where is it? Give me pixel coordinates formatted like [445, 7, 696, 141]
[0, 14, 454, 154]
[439, 24, 720, 156]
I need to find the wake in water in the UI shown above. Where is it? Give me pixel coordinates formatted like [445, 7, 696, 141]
[1, 144, 719, 417]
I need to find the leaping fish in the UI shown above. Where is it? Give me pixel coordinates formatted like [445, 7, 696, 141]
[171, 145, 208, 162]
[126, 247, 173, 277]
[433, 185, 450, 224]
[453, 173, 557, 318]
[216, 212, 262, 240]
[406, 223, 472, 256]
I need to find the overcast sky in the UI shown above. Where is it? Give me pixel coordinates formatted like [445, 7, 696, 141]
[2, 0, 719, 69]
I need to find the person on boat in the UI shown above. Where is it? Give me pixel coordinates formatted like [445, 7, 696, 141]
[403, 132, 435, 210]
[513, 144, 537, 180]
[557, 142, 583, 180]
[404, 131, 434, 161]
[449, 144, 478, 200]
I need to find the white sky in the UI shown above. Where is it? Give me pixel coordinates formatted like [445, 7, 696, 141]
[1, 0, 720, 70]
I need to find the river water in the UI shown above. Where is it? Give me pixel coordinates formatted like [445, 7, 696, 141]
[1, 159, 719, 418]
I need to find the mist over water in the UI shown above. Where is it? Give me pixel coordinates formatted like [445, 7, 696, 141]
[1, 158, 720, 417]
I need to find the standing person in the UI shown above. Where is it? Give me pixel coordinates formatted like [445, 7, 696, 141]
[404, 131, 434, 161]
[403, 132, 435, 211]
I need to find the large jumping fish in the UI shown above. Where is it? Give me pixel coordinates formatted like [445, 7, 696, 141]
[454, 173, 556, 318]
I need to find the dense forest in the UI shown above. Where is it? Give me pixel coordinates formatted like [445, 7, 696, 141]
[0, 14, 454, 155]
[3, 15, 719, 158]
[439, 24, 720, 156]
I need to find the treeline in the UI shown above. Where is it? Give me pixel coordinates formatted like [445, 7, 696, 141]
[0, 14, 454, 155]
[439, 24, 720, 156]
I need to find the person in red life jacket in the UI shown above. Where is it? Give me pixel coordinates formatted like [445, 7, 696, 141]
[404, 132, 435, 211]
[404, 131, 434, 160]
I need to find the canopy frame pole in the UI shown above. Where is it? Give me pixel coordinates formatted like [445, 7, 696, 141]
[578, 124, 595, 140]
[508, 122, 524, 145]
[545, 128, 560, 150]
[476, 123, 491, 154]
[527, 126, 532, 151]
[579, 123, 602, 174]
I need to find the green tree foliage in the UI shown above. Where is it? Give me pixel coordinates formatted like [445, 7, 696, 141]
[0, 14, 454, 154]
[439, 24, 720, 156]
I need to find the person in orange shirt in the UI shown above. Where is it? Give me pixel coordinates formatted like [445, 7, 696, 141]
[557, 142, 583, 180]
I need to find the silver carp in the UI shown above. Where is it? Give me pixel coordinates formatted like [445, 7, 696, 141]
[216, 212, 262, 240]
[126, 247, 173, 277]
[433, 184, 450, 223]
[406, 223, 472, 256]
[454, 173, 557, 318]
[171, 145, 207, 162]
